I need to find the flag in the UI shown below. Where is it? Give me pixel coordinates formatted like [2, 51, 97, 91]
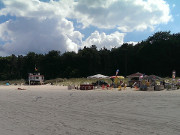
[116, 69, 119, 76]
[35, 65, 38, 71]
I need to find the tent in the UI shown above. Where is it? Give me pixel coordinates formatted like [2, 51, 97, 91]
[127, 72, 144, 87]
[148, 75, 162, 80]
[127, 72, 144, 78]
[87, 74, 109, 87]
[87, 74, 109, 79]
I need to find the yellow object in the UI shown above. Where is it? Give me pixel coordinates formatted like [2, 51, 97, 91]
[118, 85, 122, 91]
[156, 81, 160, 86]
[124, 84, 127, 90]
[117, 76, 125, 79]
[146, 82, 150, 87]
[115, 77, 118, 85]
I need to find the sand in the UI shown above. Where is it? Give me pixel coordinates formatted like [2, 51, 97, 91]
[0, 85, 180, 135]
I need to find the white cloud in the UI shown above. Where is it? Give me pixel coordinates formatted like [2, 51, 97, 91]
[0, 17, 82, 55]
[0, 0, 172, 55]
[0, 0, 73, 18]
[0, 0, 82, 55]
[82, 31, 125, 50]
[72, 0, 172, 32]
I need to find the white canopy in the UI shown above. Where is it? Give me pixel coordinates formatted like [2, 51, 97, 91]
[87, 74, 109, 79]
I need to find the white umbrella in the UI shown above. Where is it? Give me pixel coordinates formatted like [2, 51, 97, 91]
[87, 74, 109, 79]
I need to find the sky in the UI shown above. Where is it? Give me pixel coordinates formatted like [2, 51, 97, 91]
[0, 0, 180, 56]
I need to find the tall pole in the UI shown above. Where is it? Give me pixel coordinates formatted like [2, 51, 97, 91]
[172, 70, 176, 90]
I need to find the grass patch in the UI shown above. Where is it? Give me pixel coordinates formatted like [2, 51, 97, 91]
[45, 78, 126, 86]
[0, 79, 26, 85]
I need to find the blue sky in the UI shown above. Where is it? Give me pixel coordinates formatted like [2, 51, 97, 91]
[0, 0, 179, 56]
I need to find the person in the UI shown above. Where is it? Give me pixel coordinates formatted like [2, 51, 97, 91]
[102, 84, 105, 90]
[6, 82, 10, 86]
[124, 83, 127, 90]
[106, 84, 109, 89]
[118, 85, 122, 91]
[162, 80, 165, 88]
[132, 82, 136, 88]
[120, 80, 123, 85]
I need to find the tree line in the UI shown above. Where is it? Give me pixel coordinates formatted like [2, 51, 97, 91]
[0, 31, 179, 81]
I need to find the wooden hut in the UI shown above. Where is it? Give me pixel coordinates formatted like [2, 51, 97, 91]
[127, 72, 144, 87]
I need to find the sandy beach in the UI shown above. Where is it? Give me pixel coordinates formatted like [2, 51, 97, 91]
[0, 85, 180, 135]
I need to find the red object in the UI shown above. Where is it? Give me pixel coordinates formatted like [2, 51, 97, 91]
[110, 76, 117, 79]
[80, 84, 94, 90]
[102, 84, 105, 90]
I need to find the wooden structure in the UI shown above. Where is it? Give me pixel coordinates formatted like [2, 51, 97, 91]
[127, 72, 144, 87]
[28, 73, 44, 85]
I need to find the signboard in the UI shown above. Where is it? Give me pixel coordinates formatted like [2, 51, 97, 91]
[172, 70, 176, 79]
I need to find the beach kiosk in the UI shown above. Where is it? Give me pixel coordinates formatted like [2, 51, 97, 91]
[28, 73, 44, 85]
[127, 72, 144, 87]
